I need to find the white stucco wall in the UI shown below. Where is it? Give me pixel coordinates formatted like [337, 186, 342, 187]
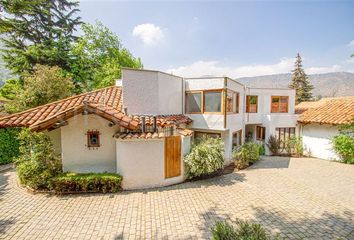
[122, 69, 183, 115]
[45, 128, 62, 155]
[61, 114, 119, 173]
[302, 124, 340, 161]
[116, 138, 186, 190]
[185, 77, 224, 91]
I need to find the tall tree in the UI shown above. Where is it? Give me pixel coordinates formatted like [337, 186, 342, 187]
[69, 21, 142, 92]
[5, 64, 74, 113]
[0, 0, 81, 77]
[289, 53, 314, 104]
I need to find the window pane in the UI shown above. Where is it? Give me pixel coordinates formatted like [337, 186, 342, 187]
[226, 91, 233, 113]
[186, 92, 201, 113]
[204, 91, 222, 112]
[272, 97, 279, 103]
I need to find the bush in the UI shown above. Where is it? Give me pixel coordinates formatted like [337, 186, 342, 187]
[266, 135, 281, 155]
[212, 220, 271, 240]
[0, 128, 21, 165]
[284, 136, 303, 157]
[15, 129, 62, 189]
[233, 142, 260, 170]
[258, 144, 266, 156]
[332, 134, 354, 164]
[184, 136, 224, 179]
[50, 172, 123, 193]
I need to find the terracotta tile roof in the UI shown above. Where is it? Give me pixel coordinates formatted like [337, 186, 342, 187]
[115, 132, 165, 140]
[0, 86, 192, 131]
[297, 96, 354, 125]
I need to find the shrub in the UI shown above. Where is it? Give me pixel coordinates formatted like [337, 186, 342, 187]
[211, 220, 271, 240]
[284, 136, 303, 157]
[50, 173, 123, 193]
[258, 144, 266, 156]
[233, 142, 260, 170]
[184, 136, 224, 179]
[332, 134, 354, 164]
[15, 129, 62, 189]
[0, 128, 21, 165]
[266, 135, 281, 155]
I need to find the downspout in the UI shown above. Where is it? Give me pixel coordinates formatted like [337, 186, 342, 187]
[223, 77, 227, 129]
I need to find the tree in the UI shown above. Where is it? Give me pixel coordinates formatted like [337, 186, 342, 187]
[5, 64, 73, 113]
[69, 21, 142, 92]
[289, 53, 314, 104]
[0, 0, 81, 77]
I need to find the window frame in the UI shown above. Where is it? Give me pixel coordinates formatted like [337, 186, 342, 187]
[232, 129, 243, 148]
[246, 95, 258, 113]
[271, 96, 289, 113]
[87, 130, 101, 148]
[203, 90, 223, 114]
[185, 89, 224, 114]
[276, 127, 296, 147]
[256, 126, 266, 141]
[226, 90, 240, 114]
[185, 91, 203, 114]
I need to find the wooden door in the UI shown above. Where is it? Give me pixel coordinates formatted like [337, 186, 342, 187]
[164, 136, 181, 178]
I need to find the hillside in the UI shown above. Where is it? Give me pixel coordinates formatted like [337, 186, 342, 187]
[237, 72, 354, 98]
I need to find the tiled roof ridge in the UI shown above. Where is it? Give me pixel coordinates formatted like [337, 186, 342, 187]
[0, 86, 119, 122]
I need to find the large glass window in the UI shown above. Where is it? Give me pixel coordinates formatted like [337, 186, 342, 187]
[204, 91, 222, 113]
[271, 96, 288, 113]
[186, 92, 202, 113]
[246, 95, 258, 113]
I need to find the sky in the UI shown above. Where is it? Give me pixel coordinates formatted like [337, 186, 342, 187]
[78, 0, 354, 78]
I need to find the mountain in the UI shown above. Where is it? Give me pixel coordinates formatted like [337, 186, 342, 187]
[237, 72, 354, 98]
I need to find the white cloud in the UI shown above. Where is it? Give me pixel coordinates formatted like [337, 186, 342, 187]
[166, 58, 350, 78]
[348, 40, 354, 47]
[166, 58, 294, 78]
[132, 23, 164, 46]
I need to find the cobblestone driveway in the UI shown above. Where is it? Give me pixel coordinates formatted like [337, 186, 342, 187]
[1, 157, 354, 240]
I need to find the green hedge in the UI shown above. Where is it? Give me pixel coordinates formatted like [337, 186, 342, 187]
[0, 128, 21, 165]
[50, 173, 123, 193]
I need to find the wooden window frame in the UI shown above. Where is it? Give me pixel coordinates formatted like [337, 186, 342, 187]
[236, 92, 240, 114]
[256, 126, 266, 141]
[185, 91, 203, 114]
[276, 127, 295, 146]
[226, 90, 240, 114]
[185, 89, 224, 114]
[232, 129, 243, 147]
[87, 130, 101, 148]
[271, 96, 289, 113]
[246, 95, 258, 113]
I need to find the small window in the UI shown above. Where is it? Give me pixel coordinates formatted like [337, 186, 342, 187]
[186, 92, 202, 113]
[226, 91, 240, 114]
[246, 95, 258, 113]
[256, 126, 265, 141]
[204, 91, 222, 113]
[271, 96, 288, 113]
[87, 130, 100, 147]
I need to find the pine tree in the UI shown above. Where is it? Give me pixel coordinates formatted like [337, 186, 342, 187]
[0, 0, 81, 77]
[289, 53, 314, 104]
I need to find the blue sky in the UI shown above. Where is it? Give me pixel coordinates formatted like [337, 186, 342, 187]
[79, 0, 354, 78]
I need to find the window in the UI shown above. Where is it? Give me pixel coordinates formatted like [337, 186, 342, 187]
[194, 131, 221, 139]
[186, 92, 202, 113]
[271, 96, 288, 113]
[87, 130, 100, 148]
[204, 91, 222, 113]
[246, 95, 258, 113]
[276, 127, 295, 147]
[232, 130, 242, 147]
[226, 91, 240, 114]
[256, 126, 265, 141]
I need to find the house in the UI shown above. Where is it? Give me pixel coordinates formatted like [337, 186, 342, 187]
[0, 68, 298, 189]
[296, 96, 354, 160]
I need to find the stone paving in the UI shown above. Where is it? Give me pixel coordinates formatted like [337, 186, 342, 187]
[0, 157, 354, 240]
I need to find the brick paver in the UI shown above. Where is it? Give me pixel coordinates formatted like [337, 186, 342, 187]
[1, 157, 354, 239]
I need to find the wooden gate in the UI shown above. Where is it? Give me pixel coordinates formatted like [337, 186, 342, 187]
[164, 136, 181, 178]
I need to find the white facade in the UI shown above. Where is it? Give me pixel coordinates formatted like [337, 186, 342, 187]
[301, 124, 340, 161]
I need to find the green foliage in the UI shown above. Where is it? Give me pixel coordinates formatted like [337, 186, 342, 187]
[15, 128, 62, 189]
[258, 144, 266, 156]
[69, 21, 143, 92]
[184, 136, 224, 179]
[0, 128, 21, 165]
[0, 78, 21, 100]
[289, 53, 314, 104]
[212, 220, 273, 240]
[332, 121, 354, 164]
[0, 0, 81, 77]
[284, 136, 303, 157]
[50, 172, 123, 193]
[233, 142, 260, 170]
[5, 64, 74, 113]
[266, 135, 281, 156]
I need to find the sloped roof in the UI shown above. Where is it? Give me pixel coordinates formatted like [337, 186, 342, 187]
[297, 96, 354, 125]
[0, 86, 192, 131]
